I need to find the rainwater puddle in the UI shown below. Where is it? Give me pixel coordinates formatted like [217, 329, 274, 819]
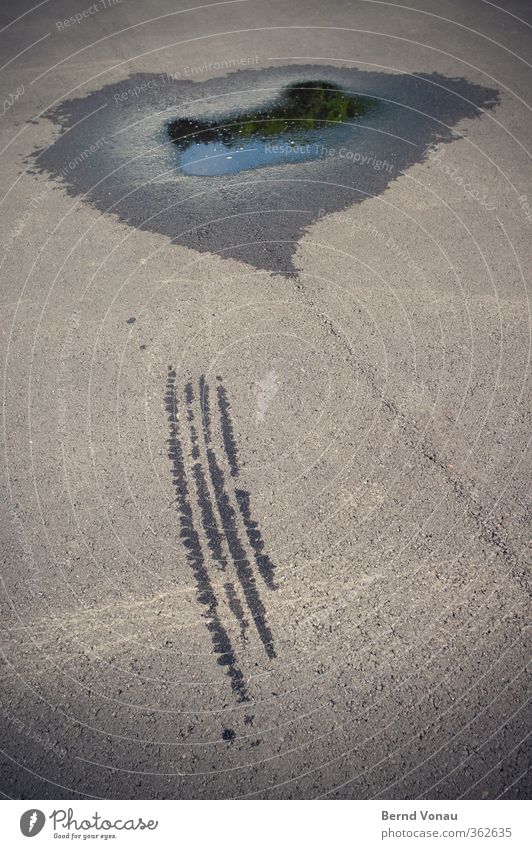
[29, 65, 499, 274]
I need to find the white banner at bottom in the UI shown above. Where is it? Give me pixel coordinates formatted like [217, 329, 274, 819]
[3, 799, 530, 848]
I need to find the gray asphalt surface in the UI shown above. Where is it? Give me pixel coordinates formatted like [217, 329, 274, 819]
[0, 0, 530, 799]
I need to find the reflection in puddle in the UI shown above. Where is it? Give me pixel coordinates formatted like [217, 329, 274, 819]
[168, 81, 373, 176]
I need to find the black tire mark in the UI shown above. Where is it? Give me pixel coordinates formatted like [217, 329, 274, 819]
[216, 381, 239, 478]
[200, 376, 276, 659]
[185, 381, 228, 572]
[234, 489, 278, 590]
[184, 382, 250, 642]
[216, 379, 277, 590]
[165, 368, 249, 701]
[199, 374, 211, 441]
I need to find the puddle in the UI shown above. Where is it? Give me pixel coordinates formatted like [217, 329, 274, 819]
[168, 81, 373, 176]
[28, 66, 499, 275]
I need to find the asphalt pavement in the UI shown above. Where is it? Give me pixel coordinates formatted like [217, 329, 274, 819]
[0, 0, 530, 799]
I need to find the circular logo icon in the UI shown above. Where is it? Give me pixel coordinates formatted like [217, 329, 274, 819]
[20, 810, 46, 837]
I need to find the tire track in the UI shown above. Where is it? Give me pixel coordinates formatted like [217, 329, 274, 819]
[216, 381, 240, 478]
[184, 381, 249, 641]
[234, 489, 278, 591]
[200, 376, 277, 659]
[216, 380, 277, 589]
[165, 368, 248, 702]
[185, 381, 228, 572]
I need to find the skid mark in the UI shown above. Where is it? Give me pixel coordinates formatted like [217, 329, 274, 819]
[185, 381, 228, 572]
[200, 376, 276, 660]
[165, 369, 279, 700]
[199, 374, 211, 441]
[234, 489, 277, 590]
[217, 379, 277, 589]
[216, 381, 239, 478]
[165, 368, 248, 702]
[185, 382, 250, 646]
